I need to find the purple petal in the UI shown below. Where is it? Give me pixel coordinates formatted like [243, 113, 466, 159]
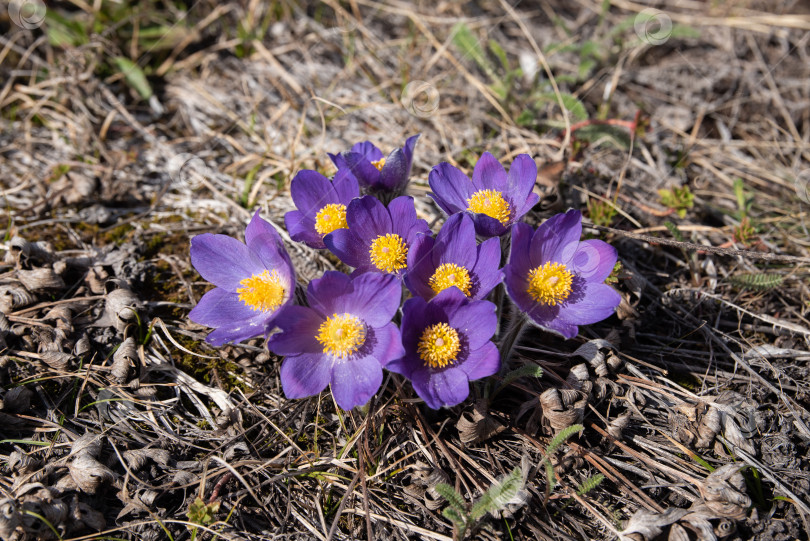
[332, 168, 360, 203]
[504, 261, 533, 313]
[380, 148, 408, 191]
[369, 321, 405, 366]
[246, 232, 293, 286]
[410, 366, 470, 409]
[388, 196, 431, 242]
[434, 213, 477, 270]
[266, 306, 324, 356]
[340, 152, 382, 189]
[423, 288, 468, 336]
[471, 213, 507, 238]
[384, 353, 417, 379]
[471, 237, 503, 299]
[471, 152, 507, 192]
[513, 191, 541, 218]
[190, 233, 259, 291]
[306, 271, 352, 317]
[306, 272, 400, 327]
[404, 233, 437, 300]
[458, 341, 500, 381]
[190, 289, 276, 346]
[347, 196, 392, 244]
[429, 163, 474, 215]
[205, 322, 268, 346]
[330, 355, 384, 410]
[531, 209, 582, 266]
[570, 240, 617, 282]
[507, 222, 534, 276]
[402, 134, 420, 163]
[189, 287, 262, 329]
[505, 262, 564, 332]
[324, 228, 368, 269]
[333, 272, 402, 326]
[285, 210, 324, 249]
[506, 154, 537, 201]
[537, 317, 579, 339]
[245, 210, 282, 247]
[350, 141, 384, 161]
[329, 152, 343, 169]
[280, 353, 332, 399]
[290, 170, 338, 219]
[556, 282, 621, 327]
[400, 296, 430, 351]
[428, 287, 469, 319]
[448, 299, 497, 350]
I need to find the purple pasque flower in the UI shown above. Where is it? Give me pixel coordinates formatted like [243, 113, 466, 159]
[329, 134, 420, 195]
[284, 168, 359, 249]
[386, 288, 500, 409]
[405, 212, 503, 301]
[266, 271, 405, 410]
[504, 209, 620, 339]
[189, 210, 295, 346]
[429, 152, 540, 237]
[324, 195, 431, 275]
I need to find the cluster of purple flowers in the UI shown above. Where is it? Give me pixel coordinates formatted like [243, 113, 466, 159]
[189, 135, 621, 410]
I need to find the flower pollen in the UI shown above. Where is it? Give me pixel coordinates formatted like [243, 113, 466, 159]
[428, 263, 472, 296]
[316, 313, 366, 358]
[314, 203, 348, 236]
[371, 157, 386, 171]
[417, 322, 461, 368]
[237, 269, 286, 312]
[466, 189, 511, 225]
[369, 233, 408, 273]
[527, 262, 574, 306]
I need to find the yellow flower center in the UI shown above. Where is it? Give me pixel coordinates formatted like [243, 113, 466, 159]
[368, 233, 408, 273]
[466, 189, 512, 225]
[236, 269, 286, 312]
[428, 263, 472, 296]
[526, 262, 574, 306]
[314, 203, 348, 236]
[316, 313, 366, 358]
[417, 322, 461, 369]
[371, 157, 386, 171]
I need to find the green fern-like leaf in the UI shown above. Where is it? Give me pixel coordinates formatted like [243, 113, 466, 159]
[576, 473, 605, 495]
[542, 424, 584, 491]
[663, 221, 684, 242]
[435, 483, 468, 515]
[451, 22, 496, 80]
[546, 424, 584, 456]
[728, 272, 784, 291]
[469, 467, 523, 522]
[545, 460, 557, 492]
[442, 507, 466, 528]
[499, 363, 544, 389]
[535, 92, 588, 122]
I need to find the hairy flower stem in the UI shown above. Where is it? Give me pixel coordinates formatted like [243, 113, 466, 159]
[493, 233, 511, 337]
[498, 309, 529, 371]
[499, 231, 512, 263]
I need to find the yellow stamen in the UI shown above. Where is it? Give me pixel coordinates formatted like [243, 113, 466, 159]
[314, 203, 348, 236]
[417, 322, 461, 369]
[368, 233, 408, 273]
[466, 189, 512, 225]
[428, 263, 472, 296]
[371, 157, 386, 171]
[316, 313, 366, 358]
[237, 269, 286, 312]
[526, 262, 574, 306]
